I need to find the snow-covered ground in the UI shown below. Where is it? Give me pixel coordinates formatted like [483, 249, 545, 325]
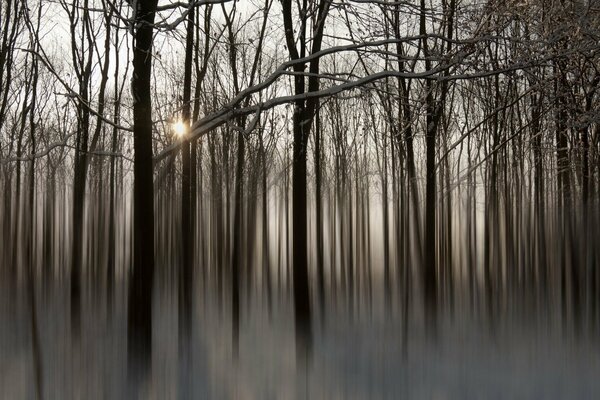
[1, 278, 599, 399]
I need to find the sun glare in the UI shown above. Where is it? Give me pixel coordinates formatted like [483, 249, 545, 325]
[173, 120, 186, 138]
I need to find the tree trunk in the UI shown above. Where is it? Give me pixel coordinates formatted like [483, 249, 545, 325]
[128, 0, 158, 373]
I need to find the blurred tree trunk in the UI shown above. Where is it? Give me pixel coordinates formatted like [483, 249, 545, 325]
[281, 0, 330, 361]
[128, 0, 158, 372]
[179, 1, 195, 342]
[69, 0, 95, 335]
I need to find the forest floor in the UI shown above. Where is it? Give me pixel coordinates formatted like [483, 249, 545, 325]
[1, 276, 599, 399]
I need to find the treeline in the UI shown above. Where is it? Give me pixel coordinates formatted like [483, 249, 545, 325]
[1, 0, 599, 369]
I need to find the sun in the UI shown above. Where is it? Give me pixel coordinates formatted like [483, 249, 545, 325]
[173, 120, 186, 138]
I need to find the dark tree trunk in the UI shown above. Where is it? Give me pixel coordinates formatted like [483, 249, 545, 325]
[281, 0, 330, 362]
[128, 0, 158, 374]
[291, 109, 311, 357]
[261, 135, 272, 316]
[179, 2, 195, 344]
[231, 129, 244, 358]
[420, 0, 437, 328]
[70, 0, 95, 336]
[314, 104, 325, 322]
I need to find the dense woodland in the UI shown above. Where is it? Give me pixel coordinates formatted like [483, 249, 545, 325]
[1, 0, 600, 397]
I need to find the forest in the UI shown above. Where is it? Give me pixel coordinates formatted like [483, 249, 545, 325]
[1, 0, 600, 398]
